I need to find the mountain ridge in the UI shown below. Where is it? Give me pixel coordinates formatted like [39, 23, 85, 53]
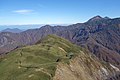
[1, 28, 23, 33]
[0, 35, 119, 80]
[0, 16, 120, 69]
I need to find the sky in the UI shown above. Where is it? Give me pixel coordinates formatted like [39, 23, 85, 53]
[0, 0, 120, 25]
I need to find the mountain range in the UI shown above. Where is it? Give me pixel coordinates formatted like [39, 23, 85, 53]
[0, 35, 119, 80]
[0, 15, 120, 70]
[1, 28, 23, 33]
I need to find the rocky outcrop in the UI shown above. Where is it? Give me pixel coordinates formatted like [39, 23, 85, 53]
[54, 53, 120, 80]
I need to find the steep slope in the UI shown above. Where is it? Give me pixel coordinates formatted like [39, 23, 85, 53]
[54, 55, 120, 80]
[69, 16, 120, 68]
[0, 16, 120, 69]
[0, 35, 119, 80]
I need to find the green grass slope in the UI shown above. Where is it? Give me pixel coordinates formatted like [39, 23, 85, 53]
[0, 35, 82, 80]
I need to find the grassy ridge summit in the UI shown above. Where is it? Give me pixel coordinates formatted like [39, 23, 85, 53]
[0, 35, 81, 80]
[0, 35, 119, 80]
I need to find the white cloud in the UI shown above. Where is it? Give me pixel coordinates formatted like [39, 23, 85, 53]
[13, 9, 34, 14]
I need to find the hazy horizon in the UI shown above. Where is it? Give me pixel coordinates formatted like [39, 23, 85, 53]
[0, 24, 72, 31]
[0, 15, 120, 31]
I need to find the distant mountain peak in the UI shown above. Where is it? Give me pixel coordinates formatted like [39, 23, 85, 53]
[93, 15, 102, 19]
[104, 16, 111, 19]
[88, 15, 103, 22]
[44, 25, 52, 27]
[41, 25, 52, 29]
